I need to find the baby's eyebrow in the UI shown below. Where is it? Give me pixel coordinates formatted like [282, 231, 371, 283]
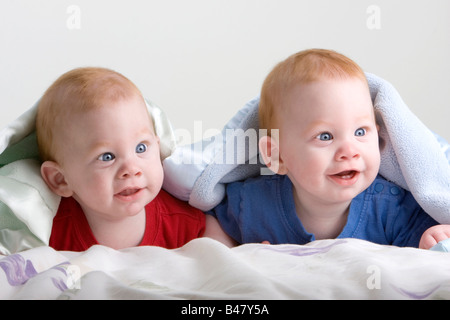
[139, 127, 156, 137]
[86, 126, 156, 152]
[87, 141, 112, 154]
[304, 120, 334, 133]
[304, 115, 375, 133]
[357, 114, 376, 122]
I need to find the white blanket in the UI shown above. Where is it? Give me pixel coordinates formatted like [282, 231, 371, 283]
[2, 237, 450, 300]
[0, 99, 176, 254]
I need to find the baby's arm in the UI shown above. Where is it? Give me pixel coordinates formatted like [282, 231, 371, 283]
[203, 215, 238, 248]
[419, 225, 450, 249]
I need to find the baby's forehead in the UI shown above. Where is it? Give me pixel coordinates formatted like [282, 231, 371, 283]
[290, 76, 371, 103]
[57, 96, 156, 136]
[282, 78, 374, 119]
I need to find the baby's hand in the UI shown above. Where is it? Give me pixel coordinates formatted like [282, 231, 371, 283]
[419, 225, 450, 250]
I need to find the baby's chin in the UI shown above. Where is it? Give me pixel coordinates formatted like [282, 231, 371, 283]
[331, 177, 375, 202]
[113, 196, 152, 218]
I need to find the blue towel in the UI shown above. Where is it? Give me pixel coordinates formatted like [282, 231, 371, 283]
[430, 238, 450, 252]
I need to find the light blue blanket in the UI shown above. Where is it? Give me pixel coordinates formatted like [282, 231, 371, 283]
[163, 73, 450, 224]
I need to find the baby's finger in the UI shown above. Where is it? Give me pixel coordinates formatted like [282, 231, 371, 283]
[419, 235, 438, 250]
[433, 231, 450, 244]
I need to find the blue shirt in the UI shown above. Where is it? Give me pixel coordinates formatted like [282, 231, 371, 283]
[207, 175, 438, 247]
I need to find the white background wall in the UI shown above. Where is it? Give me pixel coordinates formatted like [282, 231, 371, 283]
[1, 0, 449, 143]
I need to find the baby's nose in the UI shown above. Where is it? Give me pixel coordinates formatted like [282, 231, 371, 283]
[335, 141, 360, 161]
[118, 161, 142, 179]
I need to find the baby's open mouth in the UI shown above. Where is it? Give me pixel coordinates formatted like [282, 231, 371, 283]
[117, 188, 141, 197]
[333, 170, 358, 179]
[329, 170, 360, 186]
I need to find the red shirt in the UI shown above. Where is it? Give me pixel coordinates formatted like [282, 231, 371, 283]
[49, 190, 205, 251]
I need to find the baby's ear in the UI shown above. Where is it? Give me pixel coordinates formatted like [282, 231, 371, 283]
[258, 135, 288, 175]
[40, 161, 73, 197]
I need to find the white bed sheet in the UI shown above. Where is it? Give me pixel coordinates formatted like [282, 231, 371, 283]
[1, 237, 450, 300]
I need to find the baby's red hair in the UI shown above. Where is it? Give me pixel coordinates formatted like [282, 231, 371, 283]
[259, 49, 367, 135]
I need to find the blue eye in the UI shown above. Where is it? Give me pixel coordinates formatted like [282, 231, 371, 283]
[136, 143, 147, 154]
[98, 152, 115, 162]
[317, 132, 333, 141]
[355, 128, 366, 137]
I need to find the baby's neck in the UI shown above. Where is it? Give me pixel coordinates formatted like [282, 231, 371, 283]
[293, 191, 351, 240]
[85, 209, 147, 250]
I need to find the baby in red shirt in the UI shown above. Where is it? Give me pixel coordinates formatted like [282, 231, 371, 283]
[36, 67, 205, 251]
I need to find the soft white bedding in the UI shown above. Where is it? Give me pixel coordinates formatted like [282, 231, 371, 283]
[2, 237, 450, 300]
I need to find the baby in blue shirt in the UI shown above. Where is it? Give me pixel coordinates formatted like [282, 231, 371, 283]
[204, 49, 450, 249]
